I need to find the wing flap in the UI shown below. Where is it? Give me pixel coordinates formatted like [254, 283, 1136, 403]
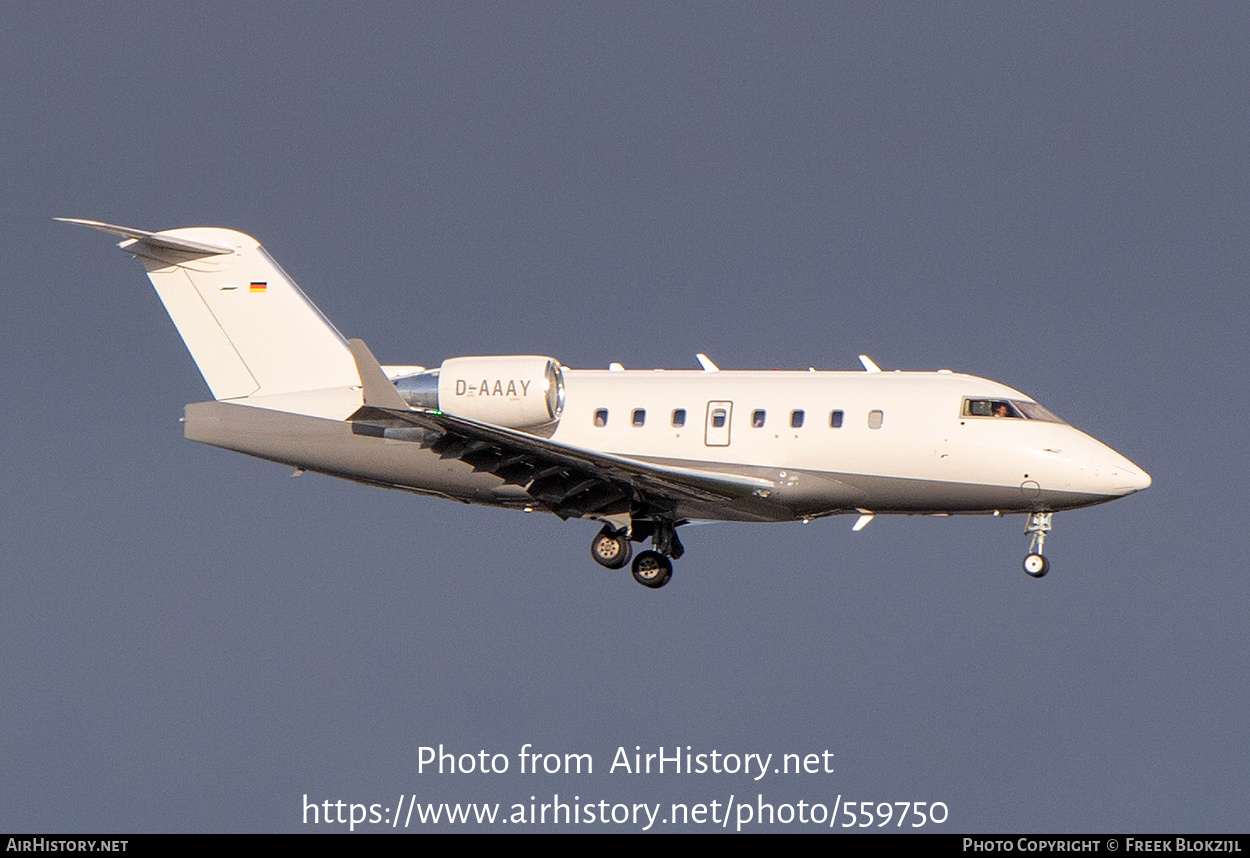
[386, 406, 773, 514]
[402, 408, 771, 500]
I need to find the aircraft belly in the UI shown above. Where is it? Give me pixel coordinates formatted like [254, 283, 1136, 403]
[635, 456, 1113, 518]
[803, 471, 1111, 515]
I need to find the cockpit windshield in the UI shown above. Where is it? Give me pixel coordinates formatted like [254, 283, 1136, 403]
[962, 398, 1065, 423]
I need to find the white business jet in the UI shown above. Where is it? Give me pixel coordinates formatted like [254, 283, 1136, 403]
[63, 219, 1150, 588]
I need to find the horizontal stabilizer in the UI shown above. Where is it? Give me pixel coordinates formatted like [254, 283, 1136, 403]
[56, 217, 232, 256]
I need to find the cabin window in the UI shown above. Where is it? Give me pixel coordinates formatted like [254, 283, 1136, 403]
[632, 408, 646, 427]
[711, 409, 727, 428]
[594, 408, 608, 427]
[671, 409, 686, 427]
[829, 409, 844, 428]
[868, 410, 884, 429]
[790, 409, 805, 428]
[752, 409, 766, 428]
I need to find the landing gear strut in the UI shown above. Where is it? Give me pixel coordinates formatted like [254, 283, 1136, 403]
[630, 518, 682, 588]
[1023, 511, 1053, 578]
[651, 518, 684, 560]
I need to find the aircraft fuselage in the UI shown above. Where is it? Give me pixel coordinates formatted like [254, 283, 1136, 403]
[185, 367, 1148, 523]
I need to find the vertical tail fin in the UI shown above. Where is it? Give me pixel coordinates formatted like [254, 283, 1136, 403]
[60, 219, 359, 400]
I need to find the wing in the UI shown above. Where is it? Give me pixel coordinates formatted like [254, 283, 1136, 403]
[346, 340, 776, 520]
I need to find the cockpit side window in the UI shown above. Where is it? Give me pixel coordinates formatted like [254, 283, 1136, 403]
[964, 399, 1015, 417]
[961, 398, 1065, 423]
[963, 399, 1021, 418]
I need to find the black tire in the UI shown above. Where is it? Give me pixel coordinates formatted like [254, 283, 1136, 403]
[591, 528, 632, 569]
[631, 550, 673, 588]
[1023, 553, 1049, 578]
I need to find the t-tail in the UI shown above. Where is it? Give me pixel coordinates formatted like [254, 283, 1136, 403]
[59, 219, 360, 403]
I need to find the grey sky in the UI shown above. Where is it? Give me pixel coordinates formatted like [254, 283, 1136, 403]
[2, 3, 1246, 832]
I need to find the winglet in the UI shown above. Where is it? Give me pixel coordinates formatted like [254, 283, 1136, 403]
[696, 353, 719, 372]
[858, 355, 881, 373]
[852, 511, 875, 531]
[348, 339, 411, 411]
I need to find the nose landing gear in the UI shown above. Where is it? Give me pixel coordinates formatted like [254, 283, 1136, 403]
[1023, 511, 1053, 578]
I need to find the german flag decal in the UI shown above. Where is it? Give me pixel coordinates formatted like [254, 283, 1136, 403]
[249, 282, 267, 293]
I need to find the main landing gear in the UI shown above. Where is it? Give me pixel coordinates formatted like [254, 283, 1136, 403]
[1023, 511, 1053, 578]
[590, 520, 684, 588]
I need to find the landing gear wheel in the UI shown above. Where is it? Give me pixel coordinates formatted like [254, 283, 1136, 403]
[631, 550, 673, 589]
[1023, 553, 1049, 578]
[590, 528, 632, 570]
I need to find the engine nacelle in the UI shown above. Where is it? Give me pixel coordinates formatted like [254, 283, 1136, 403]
[394, 356, 565, 430]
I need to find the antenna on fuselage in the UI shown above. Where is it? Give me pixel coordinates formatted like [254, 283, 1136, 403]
[858, 355, 882, 373]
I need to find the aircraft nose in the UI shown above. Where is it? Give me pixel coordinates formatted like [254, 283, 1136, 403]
[1103, 455, 1151, 496]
